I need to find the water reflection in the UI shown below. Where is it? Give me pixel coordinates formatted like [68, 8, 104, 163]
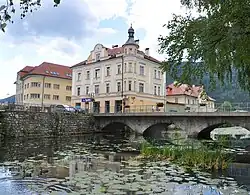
[0, 132, 249, 194]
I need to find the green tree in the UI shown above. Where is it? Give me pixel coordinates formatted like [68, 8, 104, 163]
[159, 0, 250, 91]
[219, 101, 234, 112]
[0, 0, 61, 32]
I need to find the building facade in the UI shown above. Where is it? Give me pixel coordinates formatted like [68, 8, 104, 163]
[71, 26, 166, 113]
[15, 62, 72, 109]
[166, 83, 216, 112]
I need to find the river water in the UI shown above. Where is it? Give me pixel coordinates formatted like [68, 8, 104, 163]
[0, 131, 250, 195]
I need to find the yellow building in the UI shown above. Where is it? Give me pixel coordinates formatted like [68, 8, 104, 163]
[71, 26, 166, 113]
[166, 83, 216, 112]
[15, 62, 72, 109]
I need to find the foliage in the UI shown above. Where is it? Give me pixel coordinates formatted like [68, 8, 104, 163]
[0, 0, 61, 32]
[217, 101, 234, 112]
[140, 141, 233, 171]
[159, 0, 250, 91]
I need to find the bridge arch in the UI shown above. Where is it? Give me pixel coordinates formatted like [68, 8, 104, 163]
[143, 122, 172, 138]
[101, 122, 133, 133]
[197, 123, 225, 140]
[197, 123, 250, 140]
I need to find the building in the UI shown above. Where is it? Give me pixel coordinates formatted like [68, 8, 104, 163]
[14, 62, 72, 109]
[71, 25, 166, 113]
[166, 83, 216, 112]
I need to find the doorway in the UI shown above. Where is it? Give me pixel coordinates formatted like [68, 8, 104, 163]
[105, 101, 110, 113]
[93, 101, 100, 113]
[115, 100, 122, 113]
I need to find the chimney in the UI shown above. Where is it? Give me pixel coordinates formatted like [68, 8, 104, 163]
[135, 39, 139, 45]
[145, 48, 149, 56]
[112, 45, 118, 48]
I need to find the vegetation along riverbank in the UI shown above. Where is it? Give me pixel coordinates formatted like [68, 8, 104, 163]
[140, 140, 234, 171]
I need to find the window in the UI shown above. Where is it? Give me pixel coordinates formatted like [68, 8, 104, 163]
[96, 53, 100, 61]
[77, 72, 81, 81]
[117, 64, 121, 74]
[26, 94, 29, 99]
[158, 86, 161, 96]
[158, 70, 161, 79]
[134, 81, 136, 92]
[175, 97, 178, 103]
[139, 65, 145, 75]
[154, 70, 157, 78]
[45, 83, 51, 88]
[86, 71, 90, 79]
[85, 86, 89, 95]
[129, 48, 133, 53]
[106, 83, 110, 93]
[77, 87, 81, 96]
[24, 95, 26, 100]
[24, 84, 26, 89]
[106, 67, 110, 76]
[53, 95, 59, 100]
[117, 82, 121, 92]
[134, 63, 137, 73]
[30, 93, 40, 99]
[31, 82, 41, 87]
[124, 81, 126, 91]
[95, 69, 100, 79]
[154, 86, 157, 95]
[94, 85, 99, 94]
[139, 83, 144, 93]
[128, 62, 132, 72]
[192, 100, 195, 104]
[125, 48, 127, 54]
[44, 94, 50, 99]
[53, 84, 60, 89]
[27, 83, 29, 88]
[128, 81, 132, 91]
[188, 99, 190, 104]
[66, 86, 72, 91]
[123, 63, 126, 72]
[66, 96, 71, 101]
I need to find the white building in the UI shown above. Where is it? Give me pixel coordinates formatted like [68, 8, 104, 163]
[71, 26, 166, 113]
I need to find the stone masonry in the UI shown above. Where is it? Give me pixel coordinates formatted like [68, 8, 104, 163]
[94, 112, 250, 138]
[0, 111, 97, 138]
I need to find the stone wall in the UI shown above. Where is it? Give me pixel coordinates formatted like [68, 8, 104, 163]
[0, 111, 97, 138]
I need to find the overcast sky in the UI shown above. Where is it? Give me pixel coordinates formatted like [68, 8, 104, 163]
[0, 0, 186, 99]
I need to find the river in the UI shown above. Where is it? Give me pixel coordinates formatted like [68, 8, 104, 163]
[0, 130, 250, 194]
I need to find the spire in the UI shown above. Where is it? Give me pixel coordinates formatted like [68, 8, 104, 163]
[123, 24, 138, 47]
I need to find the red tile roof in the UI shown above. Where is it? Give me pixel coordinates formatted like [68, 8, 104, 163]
[166, 83, 202, 98]
[19, 62, 72, 80]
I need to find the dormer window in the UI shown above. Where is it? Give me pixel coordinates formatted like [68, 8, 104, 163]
[96, 53, 100, 61]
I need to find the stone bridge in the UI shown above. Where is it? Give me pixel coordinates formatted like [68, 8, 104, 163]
[94, 112, 250, 138]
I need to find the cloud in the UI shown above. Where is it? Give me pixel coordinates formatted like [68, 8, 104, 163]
[5, 0, 97, 40]
[0, 0, 187, 99]
[127, 0, 185, 60]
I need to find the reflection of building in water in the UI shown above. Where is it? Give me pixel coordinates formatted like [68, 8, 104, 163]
[69, 152, 138, 179]
[228, 163, 250, 177]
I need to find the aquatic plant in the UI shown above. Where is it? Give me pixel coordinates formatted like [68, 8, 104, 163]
[140, 140, 233, 171]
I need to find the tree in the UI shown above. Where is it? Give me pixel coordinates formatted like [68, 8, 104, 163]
[158, 0, 250, 91]
[0, 0, 61, 32]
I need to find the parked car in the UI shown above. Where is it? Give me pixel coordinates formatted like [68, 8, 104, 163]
[53, 104, 77, 113]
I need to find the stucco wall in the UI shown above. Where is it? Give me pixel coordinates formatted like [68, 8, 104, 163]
[0, 111, 96, 138]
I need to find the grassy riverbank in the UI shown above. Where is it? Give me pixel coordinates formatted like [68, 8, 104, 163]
[140, 142, 233, 171]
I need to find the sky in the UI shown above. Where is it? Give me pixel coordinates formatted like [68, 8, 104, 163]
[0, 0, 186, 99]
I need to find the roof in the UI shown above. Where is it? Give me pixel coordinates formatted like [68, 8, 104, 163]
[166, 83, 201, 97]
[71, 47, 161, 68]
[166, 83, 215, 101]
[19, 62, 72, 80]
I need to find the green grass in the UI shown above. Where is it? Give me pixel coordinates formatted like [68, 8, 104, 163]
[140, 141, 233, 171]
